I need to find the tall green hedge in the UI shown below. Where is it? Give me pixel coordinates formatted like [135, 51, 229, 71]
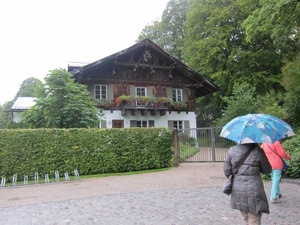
[282, 131, 300, 178]
[0, 128, 173, 181]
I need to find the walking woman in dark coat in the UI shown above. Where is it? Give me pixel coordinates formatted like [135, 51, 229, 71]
[224, 143, 272, 225]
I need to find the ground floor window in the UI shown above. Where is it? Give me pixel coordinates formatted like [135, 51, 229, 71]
[168, 120, 190, 129]
[112, 120, 124, 128]
[173, 121, 183, 129]
[130, 120, 155, 127]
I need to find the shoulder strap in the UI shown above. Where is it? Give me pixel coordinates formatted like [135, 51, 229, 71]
[266, 144, 281, 158]
[233, 146, 254, 174]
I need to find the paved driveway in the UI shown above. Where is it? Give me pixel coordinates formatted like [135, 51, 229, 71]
[0, 163, 299, 225]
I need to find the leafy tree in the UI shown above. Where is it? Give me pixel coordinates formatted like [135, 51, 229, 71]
[282, 55, 300, 127]
[243, 0, 300, 49]
[137, 20, 165, 47]
[196, 92, 224, 127]
[0, 77, 42, 129]
[160, 0, 191, 62]
[13, 77, 42, 100]
[282, 55, 300, 92]
[243, 1, 300, 127]
[137, 0, 190, 61]
[214, 83, 259, 126]
[256, 90, 288, 119]
[185, 0, 286, 126]
[215, 83, 288, 127]
[283, 75, 300, 124]
[0, 101, 13, 129]
[21, 69, 103, 128]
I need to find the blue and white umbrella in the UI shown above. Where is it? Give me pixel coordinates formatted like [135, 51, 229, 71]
[220, 113, 295, 144]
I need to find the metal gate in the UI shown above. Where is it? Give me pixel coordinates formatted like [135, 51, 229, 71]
[177, 127, 235, 162]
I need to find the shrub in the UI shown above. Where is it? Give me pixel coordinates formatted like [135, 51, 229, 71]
[282, 132, 300, 178]
[0, 128, 173, 181]
[178, 132, 196, 146]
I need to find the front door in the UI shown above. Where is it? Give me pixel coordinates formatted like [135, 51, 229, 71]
[112, 120, 124, 128]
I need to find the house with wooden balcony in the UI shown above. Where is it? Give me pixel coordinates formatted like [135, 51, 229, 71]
[68, 38, 219, 129]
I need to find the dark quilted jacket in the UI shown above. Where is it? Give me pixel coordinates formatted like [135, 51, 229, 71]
[223, 143, 272, 214]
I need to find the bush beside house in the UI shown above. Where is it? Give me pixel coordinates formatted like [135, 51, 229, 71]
[282, 130, 300, 178]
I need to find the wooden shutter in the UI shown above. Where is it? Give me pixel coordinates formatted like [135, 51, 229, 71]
[130, 85, 135, 96]
[166, 88, 172, 99]
[108, 84, 114, 99]
[184, 121, 190, 129]
[168, 121, 173, 129]
[88, 84, 94, 98]
[100, 120, 107, 128]
[182, 89, 188, 102]
[147, 87, 153, 97]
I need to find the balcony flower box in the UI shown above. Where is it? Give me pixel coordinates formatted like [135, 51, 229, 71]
[170, 100, 187, 111]
[115, 95, 174, 108]
[97, 99, 114, 108]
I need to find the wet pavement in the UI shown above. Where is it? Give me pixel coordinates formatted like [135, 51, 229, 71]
[0, 165, 299, 225]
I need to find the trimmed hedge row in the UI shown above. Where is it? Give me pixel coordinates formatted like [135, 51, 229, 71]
[0, 128, 173, 181]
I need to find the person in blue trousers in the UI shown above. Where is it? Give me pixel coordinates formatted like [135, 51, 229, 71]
[261, 141, 291, 203]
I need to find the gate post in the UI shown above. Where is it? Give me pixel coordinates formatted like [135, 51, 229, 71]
[173, 128, 179, 167]
[211, 127, 216, 164]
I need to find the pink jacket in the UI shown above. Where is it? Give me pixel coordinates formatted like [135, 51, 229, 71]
[261, 141, 291, 169]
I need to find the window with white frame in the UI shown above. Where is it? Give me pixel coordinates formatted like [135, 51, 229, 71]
[135, 87, 147, 106]
[137, 121, 147, 127]
[172, 89, 182, 101]
[168, 120, 189, 130]
[94, 85, 107, 100]
[136, 87, 147, 96]
[173, 121, 183, 129]
[130, 120, 155, 127]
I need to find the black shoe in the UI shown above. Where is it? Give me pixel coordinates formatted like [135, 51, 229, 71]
[278, 194, 282, 198]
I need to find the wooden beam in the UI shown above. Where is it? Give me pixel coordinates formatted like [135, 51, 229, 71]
[115, 62, 171, 70]
[184, 82, 204, 88]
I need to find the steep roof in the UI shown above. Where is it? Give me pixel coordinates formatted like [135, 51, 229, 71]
[69, 38, 219, 97]
[11, 97, 37, 111]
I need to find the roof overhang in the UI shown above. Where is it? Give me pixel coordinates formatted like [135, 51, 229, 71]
[68, 38, 219, 97]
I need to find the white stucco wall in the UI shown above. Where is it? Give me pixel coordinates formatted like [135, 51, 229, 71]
[101, 110, 197, 128]
[11, 97, 37, 123]
[12, 112, 22, 123]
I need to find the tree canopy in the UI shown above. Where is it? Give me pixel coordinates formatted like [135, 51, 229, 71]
[0, 77, 42, 129]
[137, 0, 190, 61]
[21, 69, 103, 128]
[281, 55, 300, 126]
[185, 0, 284, 93]
[13, 77, 42, 101]
[214, 83, 288, 127]
[0, 101, 13, 129]
[243, 0, 300, 126]
[183, 0, 288, 125]
[243, 0, 300, 48]
[135, 0, 300, 126]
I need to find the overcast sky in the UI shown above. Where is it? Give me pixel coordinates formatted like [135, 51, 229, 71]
[0, 0, 170, 105]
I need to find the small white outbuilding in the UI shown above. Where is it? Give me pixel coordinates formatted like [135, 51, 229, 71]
[11, 97, 36, 122]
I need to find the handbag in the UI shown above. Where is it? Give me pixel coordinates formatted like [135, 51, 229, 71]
[223, 147, 253, 195]
[282, 158, 289, 170]
[266, 144, 289, 170]
[223, 174, 234, 195]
